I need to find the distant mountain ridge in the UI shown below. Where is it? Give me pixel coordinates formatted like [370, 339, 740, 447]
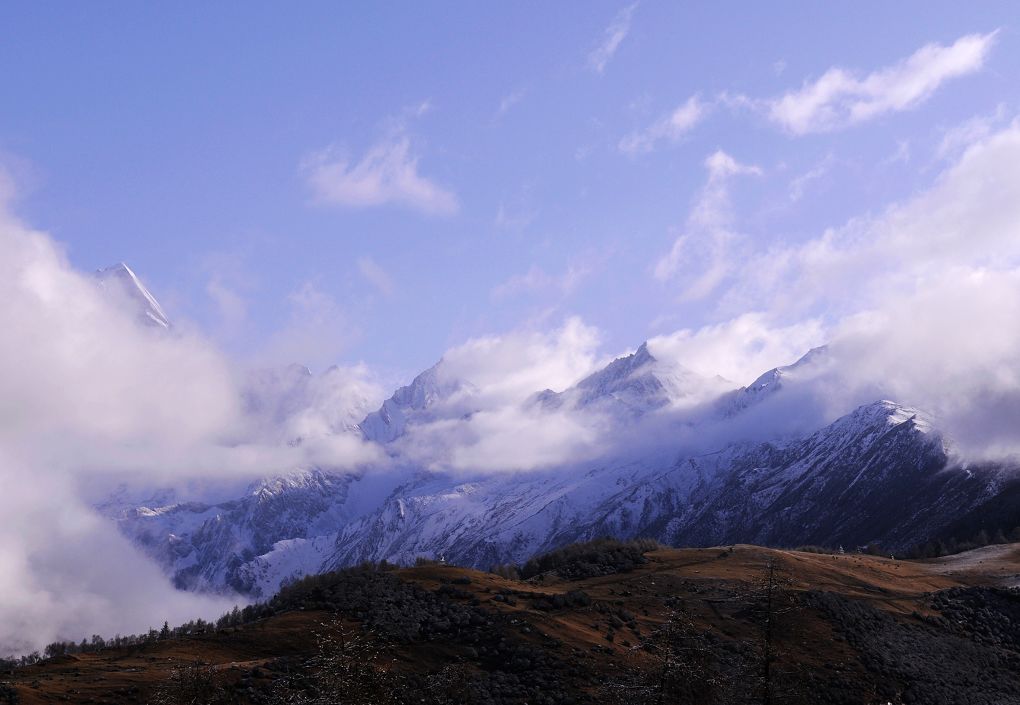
[96, 263, 1020, 598]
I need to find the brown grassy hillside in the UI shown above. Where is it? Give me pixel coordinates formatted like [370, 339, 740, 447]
[5, 542, 1020, 705]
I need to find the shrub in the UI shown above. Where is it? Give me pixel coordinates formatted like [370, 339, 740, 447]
[519, 537, 665, 581]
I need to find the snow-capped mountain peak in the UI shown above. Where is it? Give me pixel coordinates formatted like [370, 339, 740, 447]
[95, 262, 171, 329]
[105, 329, 1020, 600]
[746, 344, 829, 395]
[359, 360, 469, 443]
[536, 340, 733, 418]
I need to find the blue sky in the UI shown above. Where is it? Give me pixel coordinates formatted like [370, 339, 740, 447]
[2, 1, 1018, 381]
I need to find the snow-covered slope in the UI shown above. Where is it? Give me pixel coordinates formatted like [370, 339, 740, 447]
[306, 399, 999, 571]
[359, 362, 470, 443]
[114, 391, 1019, 598]
[113, 468, 401, 594]
[107, 323, 1020, 598]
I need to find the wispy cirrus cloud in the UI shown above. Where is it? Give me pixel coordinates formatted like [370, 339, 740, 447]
[357, 256, 395, 298]
[653, 151, 761, 298]
[768, 31, 998, 134]
[619, 94, 708, 155]
[301, 135, 458, 216]
[491, 262, 590, 301]
[935, 103, 1007, 161]
[614, 33, 995, 157]
[588, 3, 638, 74]
[495, 88, 527, 119]
[787, 154, 834, 203]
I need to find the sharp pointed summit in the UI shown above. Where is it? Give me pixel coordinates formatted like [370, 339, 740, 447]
[536, 340, 734, 418]
[95, 262, 171, 329]
[359, 360, 468, 443]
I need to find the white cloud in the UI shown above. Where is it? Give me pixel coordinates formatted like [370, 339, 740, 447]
[883, 139, 911, 166]
[205, 276, 248, 337]
[495, 88, 527, 118]
[393, 318, 607, 472]
[648, 313, 827, 385]
[788, 154, 833, 202]
[393, 313, 824, 472]
[769, 31, 998, 134]
[494, 202, 536, 231]
[0, 211, 245, 651]
[357, 256, 395, 297]
[827, 269, 1020, 458]
[444, 405, 603, 472]
[701, 150, 762, 182]
[258, 280, 358, 371]
[653, 151, 761, 298]
[619, 94, 708, 154]
[728, 120, 1020, 318]
[491, 262, 589, 301]
[440, 317, 600, 407]
[588, 3, 638, 74]
[935, 103, 1007, 161]
[409, 99, 433, 118]
[0, 198, 387, 652]
[684, 119, 1020, 457]
[302, 136, 458, 216]
[640, 119, 1020, 458]
[243, 362, 384, 443]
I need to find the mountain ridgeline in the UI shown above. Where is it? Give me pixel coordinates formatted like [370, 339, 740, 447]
[100, 265, 1020, 598]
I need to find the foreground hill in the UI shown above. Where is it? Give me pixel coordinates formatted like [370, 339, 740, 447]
[6, 541, 1020, 704]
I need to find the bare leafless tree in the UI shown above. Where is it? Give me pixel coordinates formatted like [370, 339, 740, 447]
[148, 664, 227, 705]
[741, 557, 802, 705]
[310, 617, 402, 705]
[596, 604, 722, 704]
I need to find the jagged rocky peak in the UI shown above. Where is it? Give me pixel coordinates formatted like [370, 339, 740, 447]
[538, 340, 732, 417]
[716, 345, 832, 419]
[95, 262, 171, 329]
[389, 362, 457, 410]
[747, 344, 829, 395]
[359, 360, 467, 443]
[248, 467, 346, 499]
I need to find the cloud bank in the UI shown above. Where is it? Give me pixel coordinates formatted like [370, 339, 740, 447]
[0, 201, 383, 653]
[668, 120, 1020, 457]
